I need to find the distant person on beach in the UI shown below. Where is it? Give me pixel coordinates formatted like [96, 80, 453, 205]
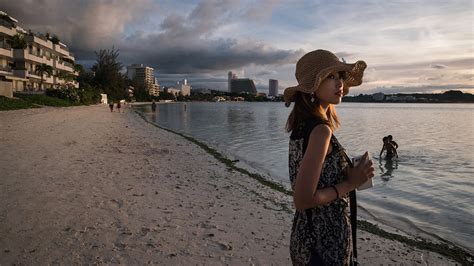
[108, 100, 114, 112]
[387, 135, 398, 150]
[285, 49, 373, 265]
[117, 101, 121, 113]
[151, 100, 157, 112]
[380, 136, 398, 160]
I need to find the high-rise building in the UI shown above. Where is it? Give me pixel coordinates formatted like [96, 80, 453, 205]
[126, 64, 155, 96]
[269, 79, 278, 97]
[230, 79, 257, 94]
[228, 70, 257, 94]
[228, 71, 233, 92]
[0, 11, 79, 97]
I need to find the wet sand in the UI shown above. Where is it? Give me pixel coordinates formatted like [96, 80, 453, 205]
[0, 105, 457, 264]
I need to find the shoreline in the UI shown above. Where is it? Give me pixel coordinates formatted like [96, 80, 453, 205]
[0, 105, 469, 264]
[133, 105, 473, 264]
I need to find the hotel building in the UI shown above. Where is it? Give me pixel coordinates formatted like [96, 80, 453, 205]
[126, 64, 158, 96]
[269, 79, 278, 97]
[0, 11, 79, 97]
[227, 71, 257, 95]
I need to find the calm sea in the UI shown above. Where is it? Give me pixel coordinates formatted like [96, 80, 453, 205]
[136, 102, 473, 252]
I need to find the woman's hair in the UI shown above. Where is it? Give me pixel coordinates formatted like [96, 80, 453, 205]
[285, 91, 340, 132]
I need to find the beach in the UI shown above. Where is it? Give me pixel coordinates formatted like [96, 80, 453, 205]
[0, 105, 458, 264]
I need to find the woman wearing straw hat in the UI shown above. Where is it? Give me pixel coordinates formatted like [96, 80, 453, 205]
[285, 49, 374, 265]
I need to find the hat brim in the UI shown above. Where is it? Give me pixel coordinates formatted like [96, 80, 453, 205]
[284, 60, 367, 106]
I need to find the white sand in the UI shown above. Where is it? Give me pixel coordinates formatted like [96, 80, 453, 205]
[0, 105, 457, 264]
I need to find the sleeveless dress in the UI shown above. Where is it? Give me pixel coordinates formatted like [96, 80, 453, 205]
[289, 118, 352, 266]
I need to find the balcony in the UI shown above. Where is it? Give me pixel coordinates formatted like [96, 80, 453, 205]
[0, 47, 12, 58]
[54, 44, 70, 56]
[55, 62, 74, 72]
[25, 35, 53, 50]
[0, 65, 12, 74]
[12, 49, 55, 67]
[0, 24, 16, 36]
[13, 69, 27, 78]
[43, 75, 54, 84]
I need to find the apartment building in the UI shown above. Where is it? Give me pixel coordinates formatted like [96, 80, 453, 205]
[0, 11, 79, 97]
[126, 64, 158, 96]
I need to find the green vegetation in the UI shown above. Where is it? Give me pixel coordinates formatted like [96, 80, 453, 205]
[14, 93, 79, 107]
[91, 47, 127, 102]
[11, 33, 27, 49]
[343, 90, 474, 103]
[160, 90, 283, 102]
[34, 64, 54, 90]
[1, 93, 82, 111]
[0, 96, 36, 111]
[358, 220, 473, 265]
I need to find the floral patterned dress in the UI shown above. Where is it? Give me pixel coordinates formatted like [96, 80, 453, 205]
[289, 118, 351, 266]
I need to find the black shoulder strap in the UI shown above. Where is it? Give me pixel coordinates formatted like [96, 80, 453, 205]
[342, 150, 358, 263]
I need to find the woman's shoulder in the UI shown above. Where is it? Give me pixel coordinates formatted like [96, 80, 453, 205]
[290, 117, 330, 139]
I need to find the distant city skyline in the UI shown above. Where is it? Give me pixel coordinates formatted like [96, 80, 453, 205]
[3, 0, 473, 95]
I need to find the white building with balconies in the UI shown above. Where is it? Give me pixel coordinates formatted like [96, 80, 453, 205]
[0, 11, 79, 97]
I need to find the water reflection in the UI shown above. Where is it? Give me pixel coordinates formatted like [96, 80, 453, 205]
[379, 158, 398, 181]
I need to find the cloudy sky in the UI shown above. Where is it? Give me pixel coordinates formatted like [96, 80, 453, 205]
[2, 0, 473, 94]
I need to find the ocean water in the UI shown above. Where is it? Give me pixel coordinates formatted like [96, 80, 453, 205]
[136, 102, 474, 252]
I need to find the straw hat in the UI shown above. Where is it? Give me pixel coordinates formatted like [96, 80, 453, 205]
[284, 49, 367, 107]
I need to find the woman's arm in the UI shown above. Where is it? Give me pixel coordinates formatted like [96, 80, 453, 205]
[379, 145, 385, 158]
[293, 124, 332, 210]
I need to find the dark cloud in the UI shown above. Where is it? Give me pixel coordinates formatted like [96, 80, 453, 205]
[2, 0, 157, 54]
[2, 0, 303, 75]
[373, 57, 473, 71]
[255, 70, 277, 76]
[430, 64, 447, 69]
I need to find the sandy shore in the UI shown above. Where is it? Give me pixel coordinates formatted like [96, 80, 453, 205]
[0, 105, 457, 264]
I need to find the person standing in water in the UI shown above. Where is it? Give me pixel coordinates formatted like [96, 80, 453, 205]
[151, 100, 157, 112]
[380, 136, 398, 160]
[387, 135, 398, 150]
[285, 49, 374, 265]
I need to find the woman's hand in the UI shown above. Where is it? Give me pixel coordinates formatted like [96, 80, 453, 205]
[345, 152, 375, 189]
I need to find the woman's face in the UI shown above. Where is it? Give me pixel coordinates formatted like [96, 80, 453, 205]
[315, 71, 345, 106]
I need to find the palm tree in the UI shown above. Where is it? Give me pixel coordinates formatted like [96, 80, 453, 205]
[34, 64, 53, 90]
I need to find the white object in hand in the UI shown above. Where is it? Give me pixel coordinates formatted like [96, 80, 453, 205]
[352, 153, 374, 190]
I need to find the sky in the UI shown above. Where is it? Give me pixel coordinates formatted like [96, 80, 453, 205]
[2, 0, 473, 95]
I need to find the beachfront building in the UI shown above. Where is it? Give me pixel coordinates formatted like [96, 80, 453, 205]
[164, 87, 180, 96]
[228, 71, 257, 95]
[269, 79, 278, 97]
[126, 64, 158, 96]
[177, 79, 191, 96]
[0, 11, 79, 97]
[149, 83, 160, 97]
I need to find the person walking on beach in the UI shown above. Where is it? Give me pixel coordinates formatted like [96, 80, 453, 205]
[117, 101, 121, 113]
[380, 136, 398, 160]
[151, 100, 157, 112]
[108, 100, 114, 112]
[285, 49, 374, 265]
